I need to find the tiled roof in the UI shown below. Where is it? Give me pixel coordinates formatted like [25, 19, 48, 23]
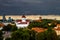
[16, 20, 29, 24]
[54, 27, 60, 31]
[54, 24, 60, 30]
[32, 27, 60, 33]
[0, 23, 5, 27]
[32, 27, 46, 33]
[57, 24, 60, 27]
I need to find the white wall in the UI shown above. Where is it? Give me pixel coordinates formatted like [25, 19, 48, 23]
[15, 22, 29, 29]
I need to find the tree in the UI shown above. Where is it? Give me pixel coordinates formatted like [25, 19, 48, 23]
[3, 24, 17, 32]
[11, 31, 22, 40]
[0, 30, 3, 40]
[5, 38, 11, 40]
[28, 19, 56, 29]
[11, 28, 30, 40]
[57, 35, 60, 40]
[36, 28, 58, 40]
[28, 21, 42, 29]
[29, 30, 36, 40]
[3, 24, 12, 31]
[36, 32, 45, 40]
[11, 24, 17, 32]
[43, 27, 58, 40]
[21, 29, 30, 40]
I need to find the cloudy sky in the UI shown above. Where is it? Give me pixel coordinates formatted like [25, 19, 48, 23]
[0, 0, 60, 15]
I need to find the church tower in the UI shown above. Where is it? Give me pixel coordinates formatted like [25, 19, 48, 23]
[22, 15, 26, 22]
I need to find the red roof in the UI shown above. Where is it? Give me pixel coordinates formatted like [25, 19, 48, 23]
[54, 27, 60, 31]
[16, 20, 30, 24]
[57, 24, 60, 27]
[0, 23, 5, 27]
[17, 22, 27, 24]
[32, 27, 46, 33]
[53, 24, 60, 31]
[16, 20, 29, 22]
[16, 20, 22, 22]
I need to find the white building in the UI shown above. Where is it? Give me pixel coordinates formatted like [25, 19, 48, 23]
[15, 15, 30, 29]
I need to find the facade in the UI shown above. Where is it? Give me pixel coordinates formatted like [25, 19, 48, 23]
[15, 15, 30, 29]
[54, 24, 60, 35]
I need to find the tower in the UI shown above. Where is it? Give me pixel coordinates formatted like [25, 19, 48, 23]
[39, 17, 42, 21]
[3, 14, 6, 22]
[22, 15, 26, 22]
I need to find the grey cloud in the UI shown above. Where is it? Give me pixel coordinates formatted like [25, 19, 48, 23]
[0, 0, 60, 6]
[0, 0, 60, 15]
[21, 0, 43, 3]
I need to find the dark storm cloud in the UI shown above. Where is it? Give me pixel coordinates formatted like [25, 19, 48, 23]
[0, 0, 43, 6]
[0, 0, 60, 15]
[0, 0, 60, 7]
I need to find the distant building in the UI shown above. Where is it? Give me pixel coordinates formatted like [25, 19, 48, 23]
[32, 27, 46, 33]
[15, 15, 30, 29]
[0, 23, 5, 30]
[34, 16, 42, 22]
[54, 24, 60, 29]
[54, 24, 60, 35]
[3, 14, 6, 22]
[8, 17, 13, 22]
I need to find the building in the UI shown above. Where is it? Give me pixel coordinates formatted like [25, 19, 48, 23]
[3, 14, 6, 22]
[0, 23, 5, 30]
[8, 17, 13, 22]
[32, 27, 46, 33]
[15, 15, 30, 29]
[54, 24, 60, 35]
[34, 16, 42, 22]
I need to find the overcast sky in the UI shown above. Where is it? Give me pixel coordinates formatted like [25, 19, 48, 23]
[0, 0, 60, 15]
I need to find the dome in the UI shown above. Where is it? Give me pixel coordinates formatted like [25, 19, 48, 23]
[22, 15, 26, 18]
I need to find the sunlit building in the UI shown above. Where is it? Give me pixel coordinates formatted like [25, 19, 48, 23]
[15, 15, 30, 29]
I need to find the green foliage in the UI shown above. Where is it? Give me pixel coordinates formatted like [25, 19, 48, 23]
[11, 26, 17, 32]
[36, 28, 58, 40]
[45, 28, 58, 40]
[28, 19, 56, 29]
[3, 24, 12, 31]
[57, 35, 60, 40]
[0, 30, 3, 40]
[57, 20, 60, 24]
[28, 21, 42, 29]
[37, 32, 45, 40]
[11, 28, 30, 40]
[11, 27, 58, 40]
[11, 24, 17, 31]
[3, 24, 17, 31]
[29, 30, 36, 40]
[5, 38, 11, 40]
